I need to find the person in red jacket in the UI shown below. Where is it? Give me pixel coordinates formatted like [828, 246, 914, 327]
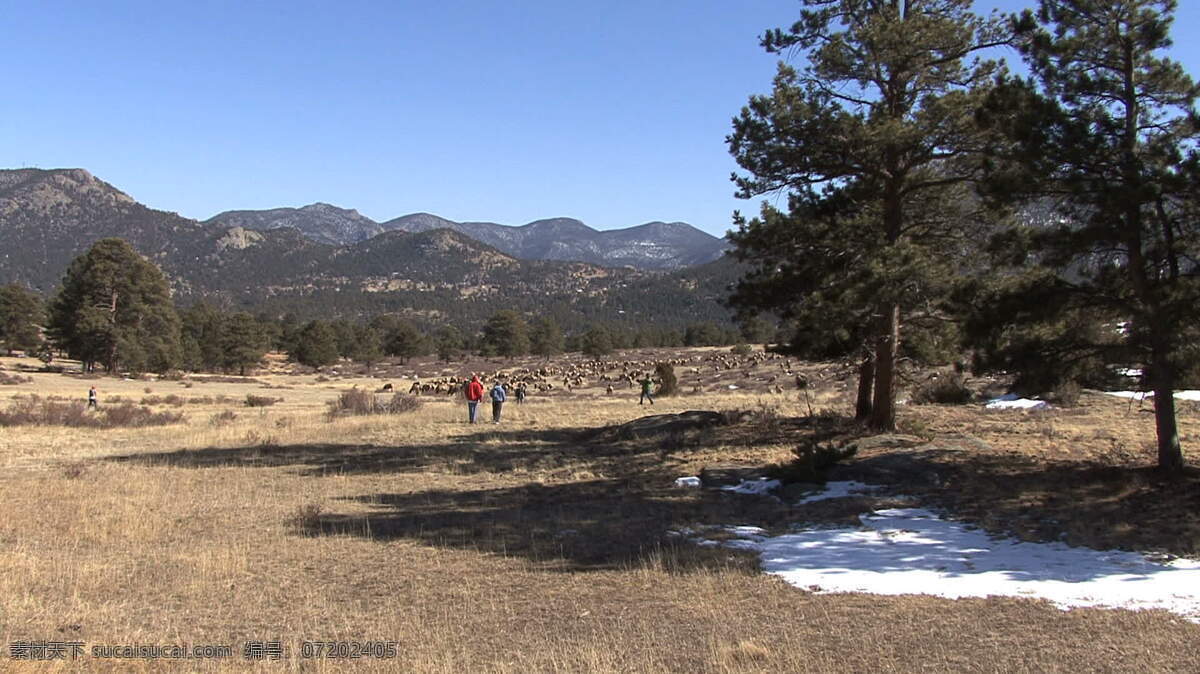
[465, 375, 485, 423]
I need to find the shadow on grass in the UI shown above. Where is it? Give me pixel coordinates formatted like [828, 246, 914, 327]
[104, 418, 805, 571]
[108, 426, 634, 475]
[302, 478, 793, 572]
[105, 408, 831, 478]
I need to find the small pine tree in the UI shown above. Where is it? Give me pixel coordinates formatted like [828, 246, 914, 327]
[434, 325, 464, 362]
[529, 317, 565, 358]
[0, 283, 43, 355]
[482, 310, 530, 358]
[221, 312, 270, 376]
[291, 320, 340, 369]
[581, 325, 614, 358]
[351, 326, 385, 369]
[384, 320, 425, 364]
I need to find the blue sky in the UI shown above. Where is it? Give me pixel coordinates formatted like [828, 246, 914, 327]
[2, 1, 1198, 237]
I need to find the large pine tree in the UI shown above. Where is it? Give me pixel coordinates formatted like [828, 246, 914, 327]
[48, 238, 181, 373]
[980, 0, 1200, 471]
[728, 0, 1007, 429]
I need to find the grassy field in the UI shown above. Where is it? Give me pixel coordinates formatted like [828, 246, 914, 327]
[1, 350, 1198, 672]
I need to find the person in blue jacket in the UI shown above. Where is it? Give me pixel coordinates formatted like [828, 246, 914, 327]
[490, 380, 507, 423]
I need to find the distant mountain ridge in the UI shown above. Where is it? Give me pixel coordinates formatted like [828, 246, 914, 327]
[381, 213, 728, 269]
[0, 168, 737, 329]
[206, 206, 728, 270]
[203, 203, 382, 246]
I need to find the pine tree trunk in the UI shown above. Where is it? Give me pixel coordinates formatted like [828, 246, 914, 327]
[855, 353, 874, 421]
[1150, 350, 1184, 473]
[869, 305, 900, 431]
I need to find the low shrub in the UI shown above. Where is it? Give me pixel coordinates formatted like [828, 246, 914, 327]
[288, 503, 323, 532]
[911, 374, 973, 405]
[140, 394, 185, 407]
[0, 372, 32, 385]
[767, 438, 858, 484]
[898, 417, 935, 441]
[326, 389, 422, 419]
[210, 410, 238, 427]
[61, 461, 89, 480]
[244, 394, 282, 407]
[101, 403, 185, 427]
[0, 396, 183, 428]
[730, 343, 753, 356]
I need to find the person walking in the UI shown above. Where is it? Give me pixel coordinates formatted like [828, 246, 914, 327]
[490, 380, 507, 423]
[465, 375, 484, 423]
[87, 385, 98, 410]
[515, 381, 526, 405]
[639, 376, 655, 405]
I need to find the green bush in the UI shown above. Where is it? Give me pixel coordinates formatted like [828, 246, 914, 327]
[911, 374, 973, 405]
[767, 438, 857, 483]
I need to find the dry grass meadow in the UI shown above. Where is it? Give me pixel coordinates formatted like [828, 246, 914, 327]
[1, 348, 1198, 672]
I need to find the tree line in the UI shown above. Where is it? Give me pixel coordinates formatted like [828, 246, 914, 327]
[726, 0, 1199, 472]
[0, 239, 758, 374]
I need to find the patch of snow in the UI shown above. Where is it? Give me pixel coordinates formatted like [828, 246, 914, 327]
[1116, 368, 1142, 377]
[695, 505, 1200, 622]
[985, 394, 1049, 410]
[683, 480, 1200, 621]
[673, 476, 701, 488]
[794, 481, 882, 504]
[1104, 391, 1149, 400]
[1103, 390, 1200, 401]
[724, 525, 768, 540]
[721, 478, 781, 495]
[727, 384, 739, 390]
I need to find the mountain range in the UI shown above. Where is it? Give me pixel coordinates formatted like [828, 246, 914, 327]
[0, 168, 738, 329]
[204, 205, 728, 270]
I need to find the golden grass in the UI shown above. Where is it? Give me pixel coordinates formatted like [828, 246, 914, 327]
[0, 352, 1198, 671]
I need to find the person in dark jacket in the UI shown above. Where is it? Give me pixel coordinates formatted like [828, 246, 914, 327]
[465, 375, 485, 423]
[490, 380, 507, 423]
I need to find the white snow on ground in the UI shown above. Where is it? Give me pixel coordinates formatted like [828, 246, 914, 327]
[1104, 390, 1200, 401]
[794, 481, 881, 504]
[673, 476, 701, 488]
[690, 499, 1200, 622]
[721, 478, 781, 495]
[1105, 391, 1150, 400]
[985, 394, 1049, 410]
